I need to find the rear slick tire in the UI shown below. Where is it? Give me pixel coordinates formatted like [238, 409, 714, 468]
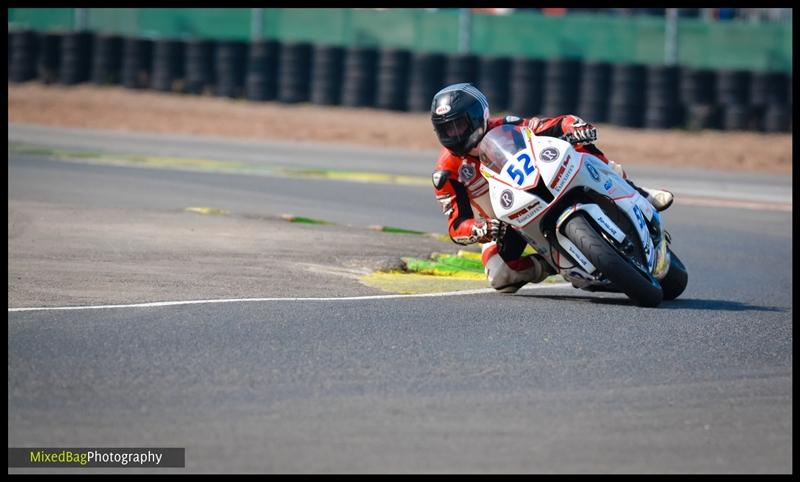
[563, 213, 663, 307]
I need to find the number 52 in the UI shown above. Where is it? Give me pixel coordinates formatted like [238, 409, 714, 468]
[506, 153, 535, 186]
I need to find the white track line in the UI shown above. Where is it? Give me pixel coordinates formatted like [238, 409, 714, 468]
[8, 283, 573, 312]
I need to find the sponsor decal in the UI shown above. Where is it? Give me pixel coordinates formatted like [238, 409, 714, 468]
[540, 147, 560, 162]
[567, 244, 591, 270]
[508, 201, 541, 221]
[500, 189, 514, 209]
[435, 104, 451, 115]
[633, 205, 645, 229]
[586, 162, 600, 181]
[549, 155, 572, 189]
[596, 215, 618, 237]
[603, 179, 613, 191]
[459, 163, 476, 182]
[555, 163, 576, 192]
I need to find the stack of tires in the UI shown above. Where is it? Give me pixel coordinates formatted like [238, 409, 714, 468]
[508, 57, 544, 117]
[644, 65, 682, 129]
[375, 49, 411, 111]
[407, 52, 445, 112]
[542, 58, 581, 116]
[91, 34, 123, 85]
[277, 42, 312, 103]
[246, 39, 280, 101]
[444, 53, 479, 86]
[37, 32, 62, 84]
[309, 44, 343, 105]
[478, 56, 511, 112]
[717, 70, 752, 131]
[750, 70, 790, 132]
[608, 63, 646, 127]
[121, 37, 154, 89]
[59, 31, 94, 85]
[9, 30, 39, 82]
[681, 68, 718, 129]
[215, 40, 247, 98]
[576, 61, 611, 122]
[151, 39, 185, 92]
[185, 39, 215, 95]
[341, 47, 378, 108]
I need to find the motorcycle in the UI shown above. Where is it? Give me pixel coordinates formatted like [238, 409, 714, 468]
[476, 124, 688, 307]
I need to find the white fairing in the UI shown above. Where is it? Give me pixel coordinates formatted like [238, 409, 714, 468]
[477, 125, 671, 290]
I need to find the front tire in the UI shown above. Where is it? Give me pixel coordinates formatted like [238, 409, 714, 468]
[661, 249, 688, 300]
[563, 213, 663, 307]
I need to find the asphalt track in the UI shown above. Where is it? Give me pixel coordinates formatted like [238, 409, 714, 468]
[7, 125, 793, 473]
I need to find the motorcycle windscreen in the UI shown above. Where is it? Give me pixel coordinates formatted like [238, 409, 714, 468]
[477, 125, 529, 174]
[478, 125, 538, 189]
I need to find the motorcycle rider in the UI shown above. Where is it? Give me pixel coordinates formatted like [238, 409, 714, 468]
[431, 82, 674, 293]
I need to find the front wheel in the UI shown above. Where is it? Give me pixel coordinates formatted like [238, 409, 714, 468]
[563, 213, 663, 307]
[661, 249, 688, 300]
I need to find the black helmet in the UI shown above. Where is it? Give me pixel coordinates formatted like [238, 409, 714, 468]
[431, 83, 489, 157]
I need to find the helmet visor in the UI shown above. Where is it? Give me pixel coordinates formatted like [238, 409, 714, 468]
[441, 116, 471, 138]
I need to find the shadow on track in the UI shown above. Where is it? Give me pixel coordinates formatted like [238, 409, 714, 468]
[515, 293, 786, 312]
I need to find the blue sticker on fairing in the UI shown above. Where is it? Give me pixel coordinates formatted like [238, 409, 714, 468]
[586, 162, 600, 181]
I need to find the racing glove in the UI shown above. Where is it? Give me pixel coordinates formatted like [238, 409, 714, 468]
[472, 218, 507, 244]
[562, 118, 598, 145]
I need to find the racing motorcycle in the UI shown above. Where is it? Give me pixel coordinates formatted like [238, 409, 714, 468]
[477, 124, 688, 307]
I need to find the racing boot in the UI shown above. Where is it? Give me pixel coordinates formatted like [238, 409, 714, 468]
[483, 243, 556, 293]
[626, 180, 674, 212]
[609, 161, 674, 212]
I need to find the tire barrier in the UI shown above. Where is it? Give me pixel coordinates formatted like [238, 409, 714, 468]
[59, 31, 94, 85]
[308, 44, 343, 105]
[542, 58, 581, 117]
[277, 42, 312, 104]
[763, 104, 791, 133]
[91, 34, 123, 85]
[720, 103, 752, 131]
[407, 52, 446, 112]
[444, 53, 479, 86]
[644, 65, 683, 129]
[508, 57, 545, 117]
[37, 32, 62, 84]
[576, 61, 611, 122]
[716, 69, 751, 105]
[609, 63, 646, 127]
[151, 39, 185, 92]
[685, 103, 721, 130]
[215, 40, 247, 98]
[680, 68, 716, 105]
[478, 56, 511, 112]
[9, 30, 39, 83]
[750, 71, 789, 106]
[246, 39, 280, 101]
[375, 48, 411, 111]
[121, 37, 154, 89]
[11, 32, 791, 133]
[341, 46, 378, 108]
[185, 38, 216, 95]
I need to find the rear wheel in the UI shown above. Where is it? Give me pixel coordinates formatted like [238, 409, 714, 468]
[661, 249, 688, 300]
[563, 213, 663, 307]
